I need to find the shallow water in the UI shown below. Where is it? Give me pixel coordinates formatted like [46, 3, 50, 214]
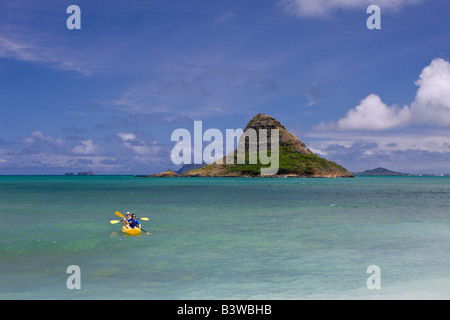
[0, 175, 449, 299]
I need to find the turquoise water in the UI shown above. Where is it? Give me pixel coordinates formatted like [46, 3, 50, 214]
[0, 175, 449, 299]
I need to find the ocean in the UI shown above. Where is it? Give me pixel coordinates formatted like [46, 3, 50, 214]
[0, 175, 449, 299]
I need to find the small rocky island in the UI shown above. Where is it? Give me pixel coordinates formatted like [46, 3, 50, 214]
[65, 171, 95, 176]
[355, 167, 408, 176]
[140, 114, 354, 178]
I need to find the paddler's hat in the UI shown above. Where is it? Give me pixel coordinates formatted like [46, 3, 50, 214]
[126, 212, 131, 215]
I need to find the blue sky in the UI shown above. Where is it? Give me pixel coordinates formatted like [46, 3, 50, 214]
[1, 0, 450, 174]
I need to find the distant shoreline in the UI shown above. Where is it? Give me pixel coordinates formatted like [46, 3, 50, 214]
[134, 174, 450, 178]
[1, 174, 450, 177]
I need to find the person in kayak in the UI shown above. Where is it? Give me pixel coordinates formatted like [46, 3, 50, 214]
[128, 213, 141, 230]
[123, 212, 132, 228]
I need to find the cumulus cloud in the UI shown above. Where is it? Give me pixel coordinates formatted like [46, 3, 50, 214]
[2, 128, 172, 174]
[410, 58, 450, 125]
[280, 0, 424, 18]
[22, 130, 64, 148]
[71, 140, 102, 155]
[117, 132, 165, 157]
[307, 128, 450, 173]
[325, 58, 450, 131]
[22, 131, 103, 156]
[118, 133, 147, 155]
[337, 94, 411, 130]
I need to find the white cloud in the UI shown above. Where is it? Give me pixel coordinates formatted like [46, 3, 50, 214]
[21, 130, 103, 157]
[22, 130, 64, 148]
[337, 94, 411, 130]
[71, 140, 101, 155]
[0, 36, 91, 75]
[2, 129, 170, 173]
[280, 0, 424, 17]
[117, 132, 164, 157]
[19, 153, 115, 170]
[324, 58, 450, 131]
[410, 58, 450, 126]
[117, 133, 137, 141]
[306, 128, 450, 173]
[309, 129, 450, 154]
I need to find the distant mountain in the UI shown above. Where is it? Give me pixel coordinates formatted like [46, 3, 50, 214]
[355, 167, 408, 176]
[176, 163, 207, 175]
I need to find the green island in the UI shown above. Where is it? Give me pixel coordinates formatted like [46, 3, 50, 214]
[142, 114, 354, 178]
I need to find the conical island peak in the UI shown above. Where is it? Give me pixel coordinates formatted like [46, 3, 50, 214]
[144, 114, 354, 178]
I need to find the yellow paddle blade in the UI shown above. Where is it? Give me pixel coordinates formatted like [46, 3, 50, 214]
[110, 220, 121, 224]
[115, 211, 124, 219]
[140, 217, 149, 221]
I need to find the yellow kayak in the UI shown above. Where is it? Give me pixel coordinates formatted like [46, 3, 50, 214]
[121, 226, 141, 236]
